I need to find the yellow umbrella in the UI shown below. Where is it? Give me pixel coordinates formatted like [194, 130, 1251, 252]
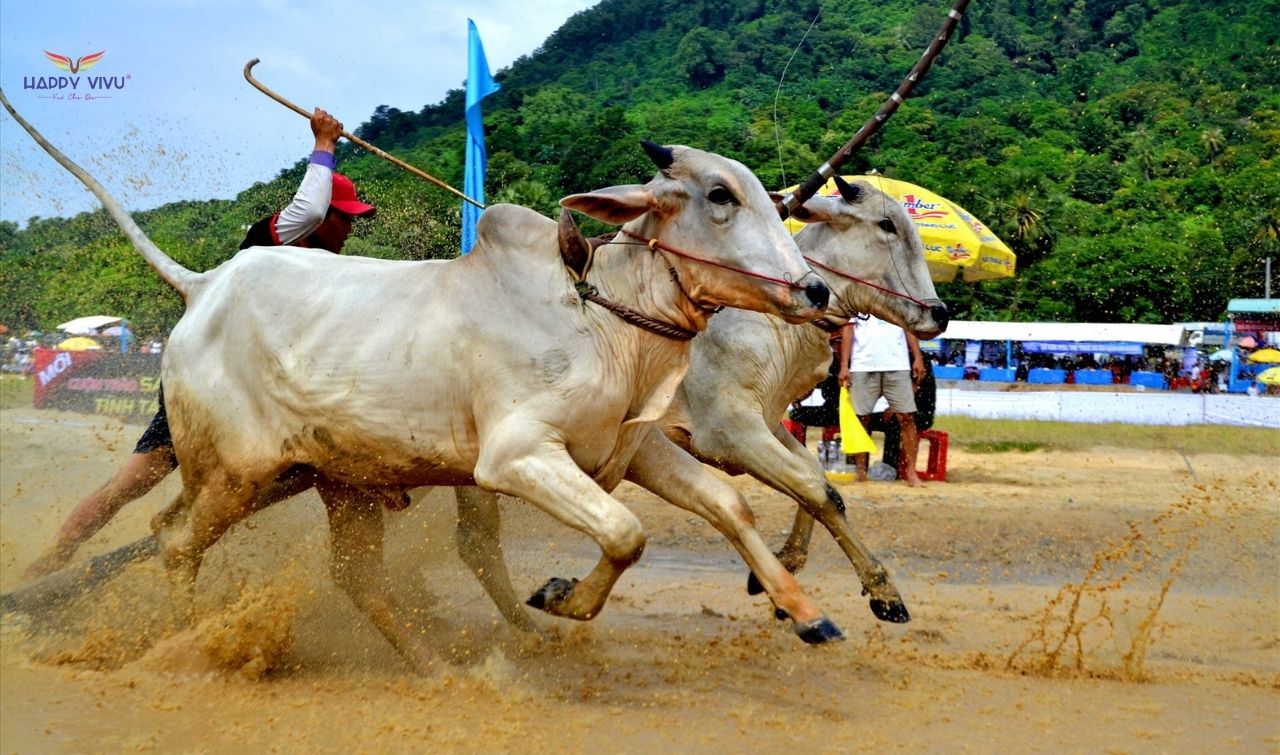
[782, 175, 1015, 283]
[1257, 367, 1280, 386]
[56, 336, 102, 351]
[946, 200, 1017, 281]
[1246, 347, 1280, 364]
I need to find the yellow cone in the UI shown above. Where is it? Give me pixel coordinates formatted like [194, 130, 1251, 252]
[839, 386, 878, 455]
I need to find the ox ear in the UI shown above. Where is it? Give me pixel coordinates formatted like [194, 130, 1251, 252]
[769, 192, 832, 224]
[560, 185, 655, 225]
[558, 208, 592, 278]
[782, 194, 835, 225]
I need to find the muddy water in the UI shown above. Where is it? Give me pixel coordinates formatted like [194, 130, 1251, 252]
[1, 407, 1277, 752]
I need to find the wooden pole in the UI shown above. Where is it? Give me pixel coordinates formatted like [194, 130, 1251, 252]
[778, 0, 972, 218]
[243, 59, 483, 209]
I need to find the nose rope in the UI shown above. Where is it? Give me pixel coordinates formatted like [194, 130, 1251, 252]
[619, 229, 808, 291]
[803, 255, 933, 308]
[574, 280, 697, 342]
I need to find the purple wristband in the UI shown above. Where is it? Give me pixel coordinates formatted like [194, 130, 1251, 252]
[309, 150, 336, 170]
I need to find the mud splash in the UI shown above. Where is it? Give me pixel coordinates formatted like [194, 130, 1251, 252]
[1005, 482, 1230, 680]
[21, 570, 305, 681]
[137, 578, 302, 680]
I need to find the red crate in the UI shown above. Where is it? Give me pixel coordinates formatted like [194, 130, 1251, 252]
[898, 429, 948, 482]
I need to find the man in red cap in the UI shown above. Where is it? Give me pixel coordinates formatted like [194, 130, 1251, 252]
[239, 110, 376, 253]
[23, 108, 377, 580]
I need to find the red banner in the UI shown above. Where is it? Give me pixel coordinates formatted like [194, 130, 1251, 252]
[32, 347, 161, 421]
[1232, 318, 1279, 334]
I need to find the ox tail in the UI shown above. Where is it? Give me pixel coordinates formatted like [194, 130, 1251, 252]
[0, 88, 198, 296]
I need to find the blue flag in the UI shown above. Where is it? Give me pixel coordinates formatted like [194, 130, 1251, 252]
[462, 19, 500, 254]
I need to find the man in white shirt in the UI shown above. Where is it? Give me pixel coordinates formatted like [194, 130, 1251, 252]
[838, 315, 926, 485]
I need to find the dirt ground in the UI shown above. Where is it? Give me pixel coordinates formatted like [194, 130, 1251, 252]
[1, 406, 1277, 753]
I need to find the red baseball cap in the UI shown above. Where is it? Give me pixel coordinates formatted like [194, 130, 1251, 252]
[330, 173, 376, 218]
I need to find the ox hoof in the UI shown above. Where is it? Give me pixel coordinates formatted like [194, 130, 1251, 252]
[526, 577, 578, 613]
[794, 617, 845, 644]
[870, 598, 911, 623]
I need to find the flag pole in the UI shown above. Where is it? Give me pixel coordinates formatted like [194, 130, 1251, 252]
[461, 20, 502, 253]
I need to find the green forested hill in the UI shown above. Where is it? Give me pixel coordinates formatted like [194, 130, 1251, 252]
[2, 0, 1277, 334]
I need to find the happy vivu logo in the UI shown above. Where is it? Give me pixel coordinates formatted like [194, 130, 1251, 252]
[44, 50, 105, 74]
[23, 49, 130, 101]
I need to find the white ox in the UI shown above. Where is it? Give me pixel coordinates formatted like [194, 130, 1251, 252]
[670, 177, 947, 615]
[7, 90, 842, 674]
[453, 177, 947, 630]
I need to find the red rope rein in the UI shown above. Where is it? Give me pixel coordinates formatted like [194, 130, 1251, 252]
[803, 255, 933, 308]
[619, 229, 808, 290]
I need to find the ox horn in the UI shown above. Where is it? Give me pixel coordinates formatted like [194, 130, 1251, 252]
[641, 139, 676, 174]
[832, 175, 862, 203]
[776, 0, 971, 219]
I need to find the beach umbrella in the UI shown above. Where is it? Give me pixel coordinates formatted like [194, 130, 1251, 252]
[1207, 348, 1233, 362]
[782, 175, 1015, 283]
[56, 336, 102, 351]
[1246, 347, 1280, 363]
[946, 200, 1017, 282]
[1257, 367, 1280, 386]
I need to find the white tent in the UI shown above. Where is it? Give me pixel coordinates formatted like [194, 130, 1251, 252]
[56, 315, 123, 335]
[935, 321, 1187, 346]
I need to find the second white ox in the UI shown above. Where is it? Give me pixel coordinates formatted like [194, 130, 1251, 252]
[672, 176, 947, 615]
[10, 95, 839, 673]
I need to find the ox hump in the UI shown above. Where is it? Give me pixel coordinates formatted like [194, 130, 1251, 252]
[471, 204, 558, 262]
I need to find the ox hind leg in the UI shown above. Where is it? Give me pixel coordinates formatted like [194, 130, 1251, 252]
[626, 427, 843, 644]
[151, 465, 274, 623]
[472, 430, 645, 622]
[316, 478, 438, 675]
[454, 486, 541, 634]
[736, 422, 908, 623]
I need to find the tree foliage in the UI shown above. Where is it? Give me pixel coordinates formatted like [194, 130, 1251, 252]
[3, 0, 1277, 332]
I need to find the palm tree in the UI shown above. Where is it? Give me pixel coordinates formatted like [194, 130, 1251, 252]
[1012, 192, 1043, 241]
[1199, 127, 1225, 162]
[1131, 127, 1155, 181]
[1255, 207, 1280, 248]
[991, 189, 1053, 319]
[494, 180, 554, 214]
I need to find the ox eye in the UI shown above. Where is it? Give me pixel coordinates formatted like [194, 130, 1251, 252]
[708, 187, 736, 206]
[877, 218, 897, 235]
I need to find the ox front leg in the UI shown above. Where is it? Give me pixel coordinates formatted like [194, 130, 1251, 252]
[626, 428, 844, 644]
[473, 434, 645, 622]
[317, 480, 439, 675]
[454, 486, 541, 634]
[742, 424, 908, 624]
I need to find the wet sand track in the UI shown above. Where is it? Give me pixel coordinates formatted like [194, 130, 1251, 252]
[1, 408, 1277, 752]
